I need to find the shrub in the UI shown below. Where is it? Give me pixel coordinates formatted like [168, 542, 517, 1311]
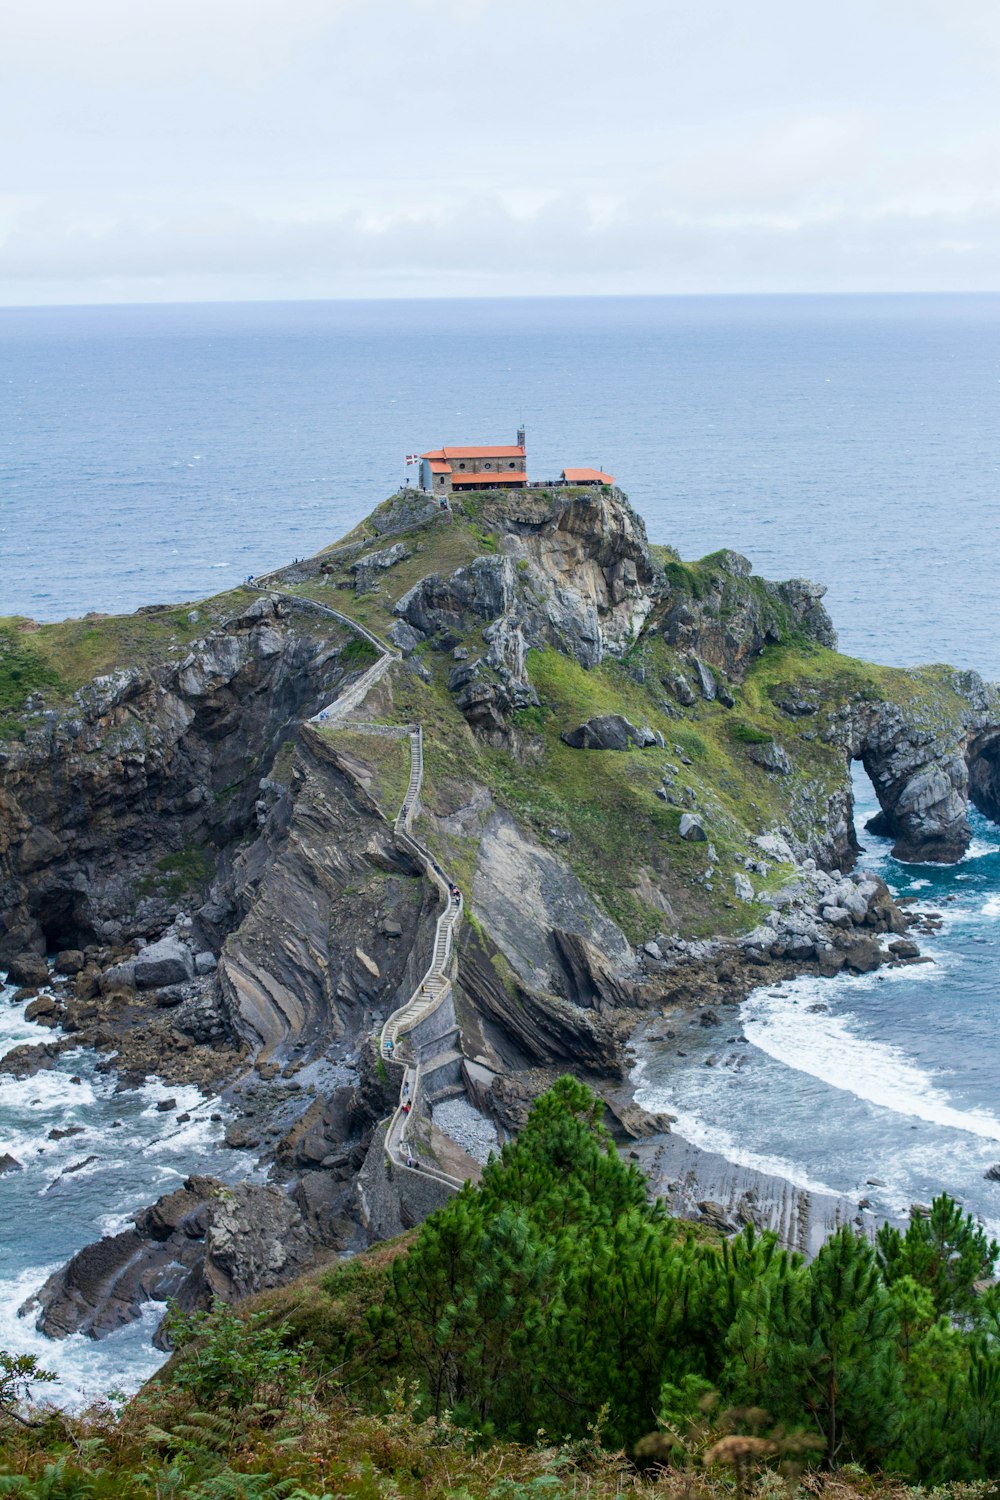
[163, 1302, 311, 1412]
[728, 719, 773, 746]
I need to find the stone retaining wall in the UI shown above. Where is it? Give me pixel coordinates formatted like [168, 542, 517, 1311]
[356, 1120, 455, 1239]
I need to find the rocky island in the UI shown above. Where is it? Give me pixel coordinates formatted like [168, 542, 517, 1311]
[3, 481, 1000, 1344]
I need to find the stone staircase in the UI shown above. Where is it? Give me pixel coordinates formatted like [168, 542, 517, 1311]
[247, 578, 470, 1192]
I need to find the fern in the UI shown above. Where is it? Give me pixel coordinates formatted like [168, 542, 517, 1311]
[0, 1458, 94, 1499]
[187, 1472, 299, 1499]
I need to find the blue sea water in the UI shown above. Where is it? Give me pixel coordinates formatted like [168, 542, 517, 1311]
[2, 293, 1000, 1394]
[3, 294, 1000, 675]
[634, 770, 1000, 1237]
[0, 977, 248, 1404]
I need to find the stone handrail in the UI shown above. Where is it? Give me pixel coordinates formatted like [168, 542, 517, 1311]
[247, 575, 399, 660]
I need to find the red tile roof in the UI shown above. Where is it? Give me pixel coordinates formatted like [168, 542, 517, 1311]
[427, 459, 452, 474]
[422, 445, 526, 460]
[562, 467, 615, 484]
[450, 471, 529, 486]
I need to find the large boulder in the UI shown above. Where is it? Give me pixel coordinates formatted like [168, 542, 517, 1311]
[663, 671, 696, 707]
[561, 714, 657, 751]
[134, 936, 194, 990]
[351, 542, 410, 593]
[100, 959, 137, 994]
[25, 1175, 317, 1344]
[679, 813, 708, 842]
[0, 1040, 64, 1077]
[841, 936, 885, 973]
[4, 952, 50, 988]
[747, 741, 793, 775]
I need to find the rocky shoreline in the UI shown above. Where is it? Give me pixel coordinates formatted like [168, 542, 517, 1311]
[4, 482, 999, 1355]
[0, 842, 920, 1345]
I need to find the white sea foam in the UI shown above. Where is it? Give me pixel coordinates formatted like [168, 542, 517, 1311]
[983, 895, 1000, 918]
[631, 1066, 840, 1195]
[743, 981, 1000, 1142]
[965, 836, 1000, 861]
[1, 1069, 99, 1111]
[0, 981, 246, 1401]
[0, 1263, 169, 1409]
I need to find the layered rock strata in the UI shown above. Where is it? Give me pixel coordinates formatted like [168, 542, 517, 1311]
[4, 483, 1000, 1340]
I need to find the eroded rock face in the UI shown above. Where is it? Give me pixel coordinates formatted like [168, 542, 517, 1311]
[391, 490, 658, 743]
[469, 806, 634, 991]
[217, 728, 435, 1064]
[494, 489, 656, 664]
[968, 728, 1000, 825]
[660, 551, 837, 682]
[0, 596, 362, 962]
[24, 1175, 320, 1344]
[456, 923, 627, 1077]
[820, 672, 1000, 863]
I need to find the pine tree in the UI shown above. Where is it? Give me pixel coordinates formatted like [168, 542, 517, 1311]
[752, 1226, 902, 1466]
[381, 1188, 485, 1416]
[963, 1338, 1000, 1475]
[876, 1193, 999, 1321]
[719, 1227, 804, 1404]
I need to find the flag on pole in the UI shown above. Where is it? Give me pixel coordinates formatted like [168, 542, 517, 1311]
[405, 454, 419, 464]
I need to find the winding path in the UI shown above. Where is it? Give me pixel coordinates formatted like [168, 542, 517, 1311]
[248, 576, 467, 1190]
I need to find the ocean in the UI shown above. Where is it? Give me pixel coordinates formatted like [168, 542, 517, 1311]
[633, 771, 1000, 1240]
[2, 293, 1000, 1396]
[3, 295, 1000, 675]
[0, 978, 248, 1404]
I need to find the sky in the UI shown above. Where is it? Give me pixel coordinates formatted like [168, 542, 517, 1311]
[3, 0, 1000, 304]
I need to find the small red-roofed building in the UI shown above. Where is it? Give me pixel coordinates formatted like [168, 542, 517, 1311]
[419, 427, 528, 496]
[416, 430, 617, 497]
[561, 467, 615, 486]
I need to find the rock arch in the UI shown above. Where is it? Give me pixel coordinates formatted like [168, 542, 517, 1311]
[967, 727, 1000, 826]
[841, 686, 1000, 864]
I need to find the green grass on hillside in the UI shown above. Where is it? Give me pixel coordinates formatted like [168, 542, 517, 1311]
[6, 488, 988, 940]
[0, 587, 255, 732]
[368, 644, 791, 942]
[316, 725, 412, 817]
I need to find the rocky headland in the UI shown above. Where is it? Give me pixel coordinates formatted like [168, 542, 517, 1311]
[3, 482, 1000, 1344]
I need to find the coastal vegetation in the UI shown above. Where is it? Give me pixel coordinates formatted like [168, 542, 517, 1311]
[4, 485, 1000, 1499]
[4, 1080, 1000, 1497]
[3, 487, 995, 941]
[0, 599, 244, 709]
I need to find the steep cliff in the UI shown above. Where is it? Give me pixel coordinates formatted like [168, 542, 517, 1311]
[0, 593, 366, 963]
[4, 482, 1000, 1338]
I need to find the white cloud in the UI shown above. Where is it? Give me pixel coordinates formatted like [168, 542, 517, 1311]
[3, 0, 1000, 301]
